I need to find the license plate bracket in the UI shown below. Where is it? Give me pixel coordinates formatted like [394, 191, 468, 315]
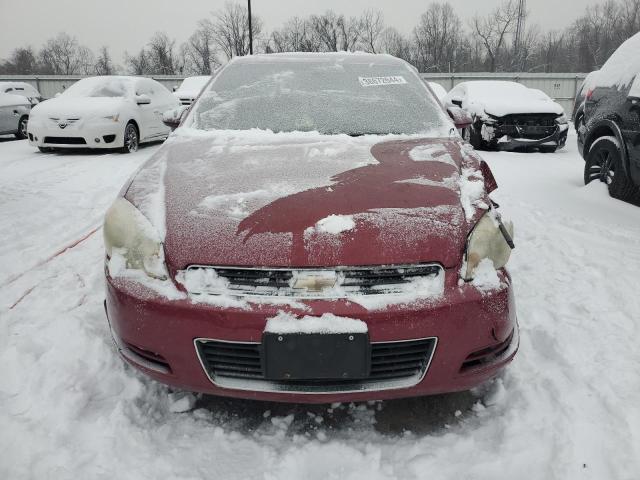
[263, 332, 370, 381]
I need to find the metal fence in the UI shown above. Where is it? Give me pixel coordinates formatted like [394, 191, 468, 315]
[421, 72, 587, 113]
[0, 72, 587, 113]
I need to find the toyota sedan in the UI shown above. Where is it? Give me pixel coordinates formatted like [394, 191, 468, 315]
[104, 53, 518, 403]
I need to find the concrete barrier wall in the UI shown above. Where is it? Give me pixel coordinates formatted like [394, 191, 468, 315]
[0, 72, 587, 113]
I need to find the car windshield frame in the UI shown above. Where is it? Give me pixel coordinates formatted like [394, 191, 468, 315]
[183, 55, 453, 137]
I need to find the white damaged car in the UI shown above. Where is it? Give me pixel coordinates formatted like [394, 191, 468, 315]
[444, 81, 568, 152]
[27, 76, 179, 153]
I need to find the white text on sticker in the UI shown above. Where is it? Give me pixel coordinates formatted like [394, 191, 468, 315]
[359, 76, 407, 87]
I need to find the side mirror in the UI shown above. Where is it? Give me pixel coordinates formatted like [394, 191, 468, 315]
[479, 160, 498, 194]
[162, 105, 190, 131]
[172, 86, 178, 92]
[447, 106, 472, 129]
[135, 94, 151, 105]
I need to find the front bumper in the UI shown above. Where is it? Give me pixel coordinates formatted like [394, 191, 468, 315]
[27, 121, 123, 149]
[486, 122, 568, 151]
[105, 268, 518, 403]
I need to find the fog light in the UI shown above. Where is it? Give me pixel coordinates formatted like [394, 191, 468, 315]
[95, 138, 100, 143]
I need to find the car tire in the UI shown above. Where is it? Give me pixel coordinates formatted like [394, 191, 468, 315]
[539, 145, 557, 153]
[122, 122, 139, 154]
[584, 136, 640, 203]
[15, 115, 28, 140]
[38, 146, 54, 153]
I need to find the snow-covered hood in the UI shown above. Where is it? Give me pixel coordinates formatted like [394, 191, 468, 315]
[31, 96, 127, 119]
[125, 130, 489, 271]
[479, 97, 564, 117]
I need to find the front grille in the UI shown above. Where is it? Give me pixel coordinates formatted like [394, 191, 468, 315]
[195, 337, 437, 392]
[43, 136, 86, 145]
[496, 114, 558, 139]
[182, 264, 443, 298]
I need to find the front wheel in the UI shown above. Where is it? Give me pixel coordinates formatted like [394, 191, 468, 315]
[38, 146, 54, 153]
[585, 136, 639, 203]
[15, 115, 28, 139]
[121, 122, 139, 153]
[539, 145, 558, 153]
[462, 124, 482, 149]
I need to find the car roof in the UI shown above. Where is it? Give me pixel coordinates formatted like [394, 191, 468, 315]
[230, 52, 410, 67]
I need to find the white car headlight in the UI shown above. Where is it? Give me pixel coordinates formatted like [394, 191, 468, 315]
[463, 211, 514, 281]
[103, 198, 167, 279]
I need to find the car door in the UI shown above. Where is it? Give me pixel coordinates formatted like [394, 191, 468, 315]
[0, 94, 19, 133]
[133, 79, 159, 141]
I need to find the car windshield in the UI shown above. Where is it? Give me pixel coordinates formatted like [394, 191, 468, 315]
[62, 77, 133, 98]
[186, 55, 452, 136]
[178, 76, 210, 92]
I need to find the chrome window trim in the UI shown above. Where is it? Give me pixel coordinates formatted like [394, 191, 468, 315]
[194, 335, 438, 395]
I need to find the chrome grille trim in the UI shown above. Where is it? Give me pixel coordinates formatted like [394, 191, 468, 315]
[181, 263, 444, 298]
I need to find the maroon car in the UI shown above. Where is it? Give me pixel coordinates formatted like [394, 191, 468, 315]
[103, 53, 518, 403]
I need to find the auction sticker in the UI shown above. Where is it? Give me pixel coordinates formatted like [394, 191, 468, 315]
[359, 76, 407, 87]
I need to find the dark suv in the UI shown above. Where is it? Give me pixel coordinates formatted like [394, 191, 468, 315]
[577, 33, 640, 205]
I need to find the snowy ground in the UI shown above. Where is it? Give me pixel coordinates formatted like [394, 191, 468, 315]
[1, 131, 639, 479]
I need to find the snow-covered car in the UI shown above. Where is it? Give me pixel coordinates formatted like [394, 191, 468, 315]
[427, 81, 448, 103]
[578, 32, 640, 204]
[173, 76, 211, 105]
[103, 53, 518, 403]
[0, 81, 42, 105]
[444, 81, 568, 152]
[27, 76, 179, 153]
[0, 92, 31, 139]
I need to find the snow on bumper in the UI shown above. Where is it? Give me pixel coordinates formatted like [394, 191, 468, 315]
[104, 268, 518, 403]
[27, 119, 123, 149]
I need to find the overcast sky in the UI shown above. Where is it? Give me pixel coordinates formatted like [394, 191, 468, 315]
[0, 0, 606, 62]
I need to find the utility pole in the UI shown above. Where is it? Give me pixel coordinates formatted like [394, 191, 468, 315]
[514, 0, 527, 69]
[248, 0, 253, 55]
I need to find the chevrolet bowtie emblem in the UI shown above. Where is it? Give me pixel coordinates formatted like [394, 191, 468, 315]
[58, 122, 68, 129]
[291, 272, 337, 292]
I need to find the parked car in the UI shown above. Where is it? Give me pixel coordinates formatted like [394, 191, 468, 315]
[0, 92, 31, 139]
[427, 81, 448, 103]
[444, 81, 568, 152]
[27, 76, 179, 153]
[173, 76, 211, 105]
[0, 81, 42, 105]
[103, 53, 518, 403]
[577, 32, 640, 204]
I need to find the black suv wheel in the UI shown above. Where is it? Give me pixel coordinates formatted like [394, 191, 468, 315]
[585, 137, 640, 203]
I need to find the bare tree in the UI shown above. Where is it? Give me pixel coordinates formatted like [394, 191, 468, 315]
[183, 19, 219, 74]
[0, 47, 39, 74]
[39, 33, 89, 75]
[212, 2, 263, 60]
[146, 32, 181, 74]
[380, 27, 415, 64]
[125, 48, 151, 75]
[414, 3, 462, 72]
[310, 11, 343, 52]
[472, 0, 520, 71]
[360, 10, 385, 53]
[269, 17, 318, 53]
[94, 46, 115, 75]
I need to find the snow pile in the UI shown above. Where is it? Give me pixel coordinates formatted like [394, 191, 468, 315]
[471, 258, 501, 291]
[311, 215, 356, 234]
[175, 266, 229, 294]
[265, 311, 368, 334]
[458, 168, 486, 220]
[587, 31, 640, 90]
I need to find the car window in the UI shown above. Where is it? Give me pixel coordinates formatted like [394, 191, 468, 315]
[187, 57, 452, 137]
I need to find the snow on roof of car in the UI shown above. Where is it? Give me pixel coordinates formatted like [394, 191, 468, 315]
[62, 76, 138, 98]
[452, 81, 563, 117]
[589, 31, 640, 89]
[231, 51, 412, 66]
[0, 92, 31, 107]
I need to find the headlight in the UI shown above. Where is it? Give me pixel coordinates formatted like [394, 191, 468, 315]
[555, 114, 568, 124]
[102, 114, 120, 122]
[463, 211, 514, 281]
[103, 198, 167, 279]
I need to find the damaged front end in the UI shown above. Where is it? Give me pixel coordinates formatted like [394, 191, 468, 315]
[476, 113, 568, 151]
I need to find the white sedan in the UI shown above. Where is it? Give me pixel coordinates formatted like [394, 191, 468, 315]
[173, 76, 211, 105]
[27, 76, 180, 153]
